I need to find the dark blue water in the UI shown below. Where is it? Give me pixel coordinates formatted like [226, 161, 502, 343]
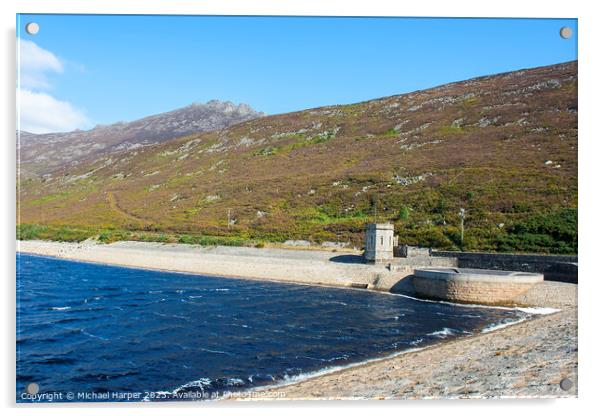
[17, 253, 529, 402]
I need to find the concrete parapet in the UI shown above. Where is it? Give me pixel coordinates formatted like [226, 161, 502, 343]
[432, 251, 577, 283]
[390, 256, 457, 269]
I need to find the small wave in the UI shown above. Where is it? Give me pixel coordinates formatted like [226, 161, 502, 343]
[323, 354, 350, 363]
[179, 299, 201, 305]
[198, 347, 233, 356]
[81, 330, 109, 341]
[394, 293, 558, 314]
[152, 311, 189, 320]
[294, 355, 313, 361]
[51, 306, 71, 311]
[169, 376, 249, 399]
[173, 378, 212, 394]
[481, 317, 528, 333]
[83, 296, 103, 304]
[223, 378, 246, 387]
[325, 301, 348, 306]
[409, 337, 424, 346]
[479, 309, 558, 333]
[248, 374, 276, 384]
[427, 327, 457, 338]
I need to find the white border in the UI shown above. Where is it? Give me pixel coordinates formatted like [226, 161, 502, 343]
[2, 1, 600, 415]
[4, 0, 585, 17]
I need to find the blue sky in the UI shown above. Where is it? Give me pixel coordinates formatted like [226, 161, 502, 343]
[17, 15, 577, 133]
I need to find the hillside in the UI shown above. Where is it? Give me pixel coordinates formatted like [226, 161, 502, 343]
[18, 100, 265, 177]
[17, 62, 578, 253]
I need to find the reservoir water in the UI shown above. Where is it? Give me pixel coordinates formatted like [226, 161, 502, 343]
[17, 253, 530, 401]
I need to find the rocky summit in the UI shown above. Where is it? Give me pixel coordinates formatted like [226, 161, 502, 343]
[18, 100, 265, 177]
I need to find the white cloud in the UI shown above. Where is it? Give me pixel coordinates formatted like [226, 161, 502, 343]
[18, 39, 63, 89]
[18, 89, 90, 134]
[17, 39, 90, 133]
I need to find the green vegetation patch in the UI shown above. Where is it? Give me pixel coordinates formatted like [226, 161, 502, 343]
[439, 125, 465, 135]
[254, 131, 337, 156]
[382, 128, 399, 137]
[296, 206, 367, 225]
[18, 223, 256, 247]
[496, 208, 577, 254]
[17, 224, 95, 242]
[27, 192, 72, 206]
[177, 234, 246, 246]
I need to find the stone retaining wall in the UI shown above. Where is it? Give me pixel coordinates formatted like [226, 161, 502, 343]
[412, 275, 539, 305]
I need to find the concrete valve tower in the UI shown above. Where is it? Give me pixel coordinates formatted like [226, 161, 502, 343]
[364, 223, 398, 264]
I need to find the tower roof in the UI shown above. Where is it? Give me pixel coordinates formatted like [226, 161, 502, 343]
[365, 223, 394, 231]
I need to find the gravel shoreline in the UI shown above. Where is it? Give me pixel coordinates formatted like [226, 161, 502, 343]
[247, 307, 577, 400]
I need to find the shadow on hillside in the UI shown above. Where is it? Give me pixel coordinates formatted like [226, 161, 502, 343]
[329, 254, 366, 264]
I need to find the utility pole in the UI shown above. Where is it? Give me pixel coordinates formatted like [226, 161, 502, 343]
[459, 208, 465, 250]
[227, 208, 231, 230]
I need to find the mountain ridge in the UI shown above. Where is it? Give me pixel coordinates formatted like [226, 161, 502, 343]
[18, 61, 577, 253]
[18, 100, 265, 177]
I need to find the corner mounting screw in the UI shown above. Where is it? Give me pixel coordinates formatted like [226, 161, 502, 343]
[26, 383, 39, 394]
[559, 378, 573, 391]
[25, 22, 39, 35]
[559, 27, 573, 40]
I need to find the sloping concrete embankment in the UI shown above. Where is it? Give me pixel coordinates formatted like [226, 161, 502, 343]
[17, 240, 441, 293]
